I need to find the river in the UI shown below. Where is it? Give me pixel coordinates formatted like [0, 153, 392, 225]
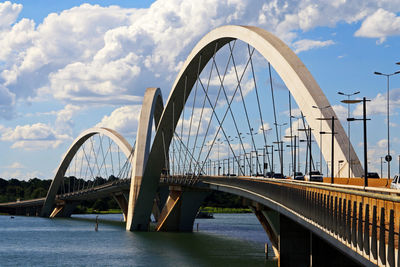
[0, 213, 276, 266]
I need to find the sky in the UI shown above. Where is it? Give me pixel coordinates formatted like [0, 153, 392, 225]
[0, 0, 400, 180]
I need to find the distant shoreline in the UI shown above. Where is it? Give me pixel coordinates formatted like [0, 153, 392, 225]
[0, 207, 252, 216]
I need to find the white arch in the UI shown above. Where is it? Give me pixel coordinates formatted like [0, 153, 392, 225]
[145, 25, 362, 186]
[41, 127, 133, 217]
[126, 87, 164, 231]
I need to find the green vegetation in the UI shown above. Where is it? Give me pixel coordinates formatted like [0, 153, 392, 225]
[0, 178, 51, 203]
[200, 207, 251, 213]
[201, 191, 246, 209]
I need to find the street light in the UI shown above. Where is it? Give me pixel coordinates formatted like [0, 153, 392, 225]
[285, 135, 298, 177]
[260, 127, 272, 175]
[299, 127, 313, 180]
[273, 141, 284, 175]
[374, 70, 400, 179]
[344, 97, 371, 187]
[274, 122, 287, 175]
[317, 116, 337, 184]
[265, 144, 274, 174]
[312, 105, 330, 174]
[338, 90, 360, 178]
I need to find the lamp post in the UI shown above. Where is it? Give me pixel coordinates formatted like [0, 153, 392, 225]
[225, 136, 234, 175]
[235, 133, 244, 176]
[344, 97, 370, 187]
[260, 127, 272, 175]
[299, 126, 313, 179]
[274, 122, 287, 175]
[374, 70, 400, 179]
[338, 90, 360, 178]
[317, 117, 337, 184]
[273, 141, 284, 175]
[312, 105, 330, 174]
[266, 144, 274, 174]
[285, 135, 298, 177]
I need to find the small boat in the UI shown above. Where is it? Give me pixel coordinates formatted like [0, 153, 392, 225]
[196, 211, 214, 219]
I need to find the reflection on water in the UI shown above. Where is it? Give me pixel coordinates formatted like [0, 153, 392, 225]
[0, 213, 276, 266]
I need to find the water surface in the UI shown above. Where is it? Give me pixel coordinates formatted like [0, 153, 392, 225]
[0, 213, 275, 266]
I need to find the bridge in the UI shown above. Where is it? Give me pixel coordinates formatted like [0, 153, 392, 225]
[1, 25, 399, 266]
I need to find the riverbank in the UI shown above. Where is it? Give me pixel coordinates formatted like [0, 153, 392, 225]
[199, 207, 251, 213]
[81, 207, 251, 214]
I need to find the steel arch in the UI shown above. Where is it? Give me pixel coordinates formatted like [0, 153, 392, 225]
[41, 127, 133, 217]
[126, 87, 164, 230]
[133, 25, 363, 229]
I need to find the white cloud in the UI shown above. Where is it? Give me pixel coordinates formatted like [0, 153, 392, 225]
[0, 83, 15, 119]
[1, 123, 70, 150]
[353, 88, 400, 117]
[0, 1, 22, 30]
[54, 104, 82, 134]
[332, 104, 348, 122]
[355, 9, 400, 43]
[258, 123, 272, 134]
[5, 162, 25, 169]
[0, 0, 398, 121]
[0, 169, 43, 180]
[293, 39, 335, 53]
[95, 105, 142, 137]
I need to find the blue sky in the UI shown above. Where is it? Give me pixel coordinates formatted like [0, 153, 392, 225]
[0, 0, 400, 180]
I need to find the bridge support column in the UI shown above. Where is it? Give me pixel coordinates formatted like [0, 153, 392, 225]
[112, 192, 129, 221]
[49, 202, 77, 218]
[152, 185, 169, 223]
[279, 214, 360, 267]
[279, 214, 311, 266]
[248, 204, 280, 259]
[155, 186, 208, 232]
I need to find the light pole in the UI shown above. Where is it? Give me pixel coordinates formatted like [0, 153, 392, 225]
[338, 90, 360, 178]
[299, 126, 313, 179]
[266, 144, 274, 174]
[285, 135, 298, 177]
[260, 127, 272, 175]
[274, 122, 287, 175]
[312, 105, 330, 174]
[344, 97, 371, 187]
[317, 116, 337, 184]
[374, 70, 400, 179]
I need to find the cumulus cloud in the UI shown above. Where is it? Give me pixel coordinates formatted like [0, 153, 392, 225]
[1, 122, 70, 150]
[0, 0, 398, 121]
[0, 0, 399, 159]
[355, 9, 400, 43]
[95, 105, 142, 137]
[0, 83, 15, 119]
[0, 1, 22, 29]
[293, 39, 335, 53]
[332, 104, 348, 122]
[54, 104, 82, 134]
[353, 88, 400, 117]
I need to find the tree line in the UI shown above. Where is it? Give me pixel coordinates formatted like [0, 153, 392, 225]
[0, 177, 246, 212]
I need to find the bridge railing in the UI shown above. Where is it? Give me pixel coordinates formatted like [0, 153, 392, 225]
[192, 176, 399, 266]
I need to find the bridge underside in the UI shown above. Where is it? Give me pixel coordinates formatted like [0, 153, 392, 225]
[247, 200, 360, 266]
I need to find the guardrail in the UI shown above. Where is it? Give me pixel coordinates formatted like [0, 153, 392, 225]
[197, 176, 399, 266]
